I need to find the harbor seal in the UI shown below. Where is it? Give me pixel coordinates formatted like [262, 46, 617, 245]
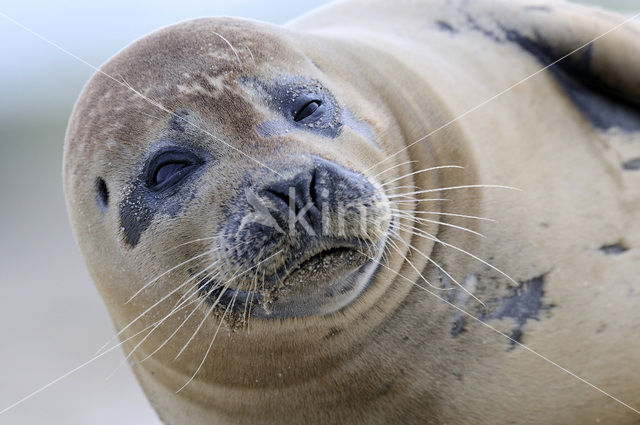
[64, 0, 640, 423]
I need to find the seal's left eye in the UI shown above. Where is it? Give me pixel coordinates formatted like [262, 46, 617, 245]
[147, 150, 201, 190]
[154, 162, 189, 186]
[294, 100, 321, 122]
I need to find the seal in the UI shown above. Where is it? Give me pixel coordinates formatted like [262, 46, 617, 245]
[63, 0, 640, 423]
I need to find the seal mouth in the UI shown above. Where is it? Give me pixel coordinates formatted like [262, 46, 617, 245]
[200, 238, 383, 318]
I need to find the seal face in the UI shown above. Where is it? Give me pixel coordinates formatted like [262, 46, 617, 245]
[64, 1, 640, 424]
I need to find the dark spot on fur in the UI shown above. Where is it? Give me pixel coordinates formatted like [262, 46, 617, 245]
[440, 273, 478, 337]
[324, 327, 343, 339]
[436, 20, 456, 33]
[488, 274, 553, 349]
[450, 316, 465, 337]
[599, 243, 628, 255]
[464, 14, 501, 42]
[622, 158, 640, 171]
[503, 30, 640, 132]
[120, 183, 155, 247]
[510, 328, 523, 345]
[95, 177, 109, 213]
[168, 111, 189, 133]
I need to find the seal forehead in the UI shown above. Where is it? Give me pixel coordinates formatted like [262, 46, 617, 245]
[64, 17, 309, 183]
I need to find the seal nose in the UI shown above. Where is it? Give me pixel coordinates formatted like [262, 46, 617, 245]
[258, 157, 377, 237]
[262, 167, 322, 233]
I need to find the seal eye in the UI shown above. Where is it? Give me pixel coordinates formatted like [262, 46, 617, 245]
[147, 150, 201, 191]
[154, 162, 189, 186]
[293, 98, 322, 122]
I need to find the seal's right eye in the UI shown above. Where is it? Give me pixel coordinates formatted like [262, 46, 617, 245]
[146, 150, 202, 191]
[294, 99, 322, 122]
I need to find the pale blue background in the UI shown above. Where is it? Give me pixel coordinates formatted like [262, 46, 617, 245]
[0, 1, 636, 424]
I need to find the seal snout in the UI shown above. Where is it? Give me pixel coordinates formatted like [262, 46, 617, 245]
[211, 156, 391, 317]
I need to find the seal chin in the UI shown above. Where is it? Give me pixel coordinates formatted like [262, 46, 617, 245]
[204, 237, 386, 319]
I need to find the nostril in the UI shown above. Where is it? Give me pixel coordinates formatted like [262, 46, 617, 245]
[273, 189, 292, 211]
[309, 168, 318, 207]
[264, 186, 295, 215]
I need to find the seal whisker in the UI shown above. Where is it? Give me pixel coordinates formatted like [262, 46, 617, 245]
[369, 159, 418, 178]
[0, 301, 198, 416]
[126, 246, 223, 303]
[379, 165, 465, 187]
[391, 209, 486, 238]
[211, 31, 243, 70]
[392, 209, 497, 222]
[389, 198, 449, 204]
[384, 184, 421, 193]
[395, 219, 518, 286]
[106, 296, 203, 379]
[174, 275, 237, 360]
[175, 250, 282, 360]
[385, 184, 521, 195]
[389, 223, 486, 306]
[242, 44, 256, 67]
[108, 261, 227, 371]
[100, 256, 227, 354]
[382, 231, 450, 291]
[139, 275, 227, 363]
[160, 236, 224, 255]
[135, 109, 164, 121]
[241, 252, 264, 327]
[176, 285, 238, 393]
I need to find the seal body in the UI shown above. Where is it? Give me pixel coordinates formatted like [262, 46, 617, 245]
[64, 0, 640, 424]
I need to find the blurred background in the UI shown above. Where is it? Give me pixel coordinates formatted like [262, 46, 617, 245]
[0, 1, 636, 424]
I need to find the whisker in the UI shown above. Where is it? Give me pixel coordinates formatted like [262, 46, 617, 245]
[396, 210, 496, 222]
[391, 210, 486, 238]
[176, 286, 237, 393]
[211, 31, 243, 70]
[369, 159, 417, 178]
[390, 223, 485, 306]
[395, 220, 517, 286]
[384, 231, 450, 291]
[0, 296, 203, 415]
[160, 236, 222, 255]
[386, 184, 521, 195]
[387, 197, 448, 203]
[139, 276, 225, 363]
[126, 247, 221, 304]
[174, 250, 282, 360]
[380, 165, 465, 187]
[243, 44, 256, 67]
[384, 184, 421, 193]
[107, 262, 226, 372]
[97, 257, 225, 355]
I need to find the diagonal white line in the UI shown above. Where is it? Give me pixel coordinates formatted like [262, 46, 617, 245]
[0, 312, 170, 416]
[364, 10, 640, 173]
[0, 11, 283, 177]
[362, 250, 640, 416]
